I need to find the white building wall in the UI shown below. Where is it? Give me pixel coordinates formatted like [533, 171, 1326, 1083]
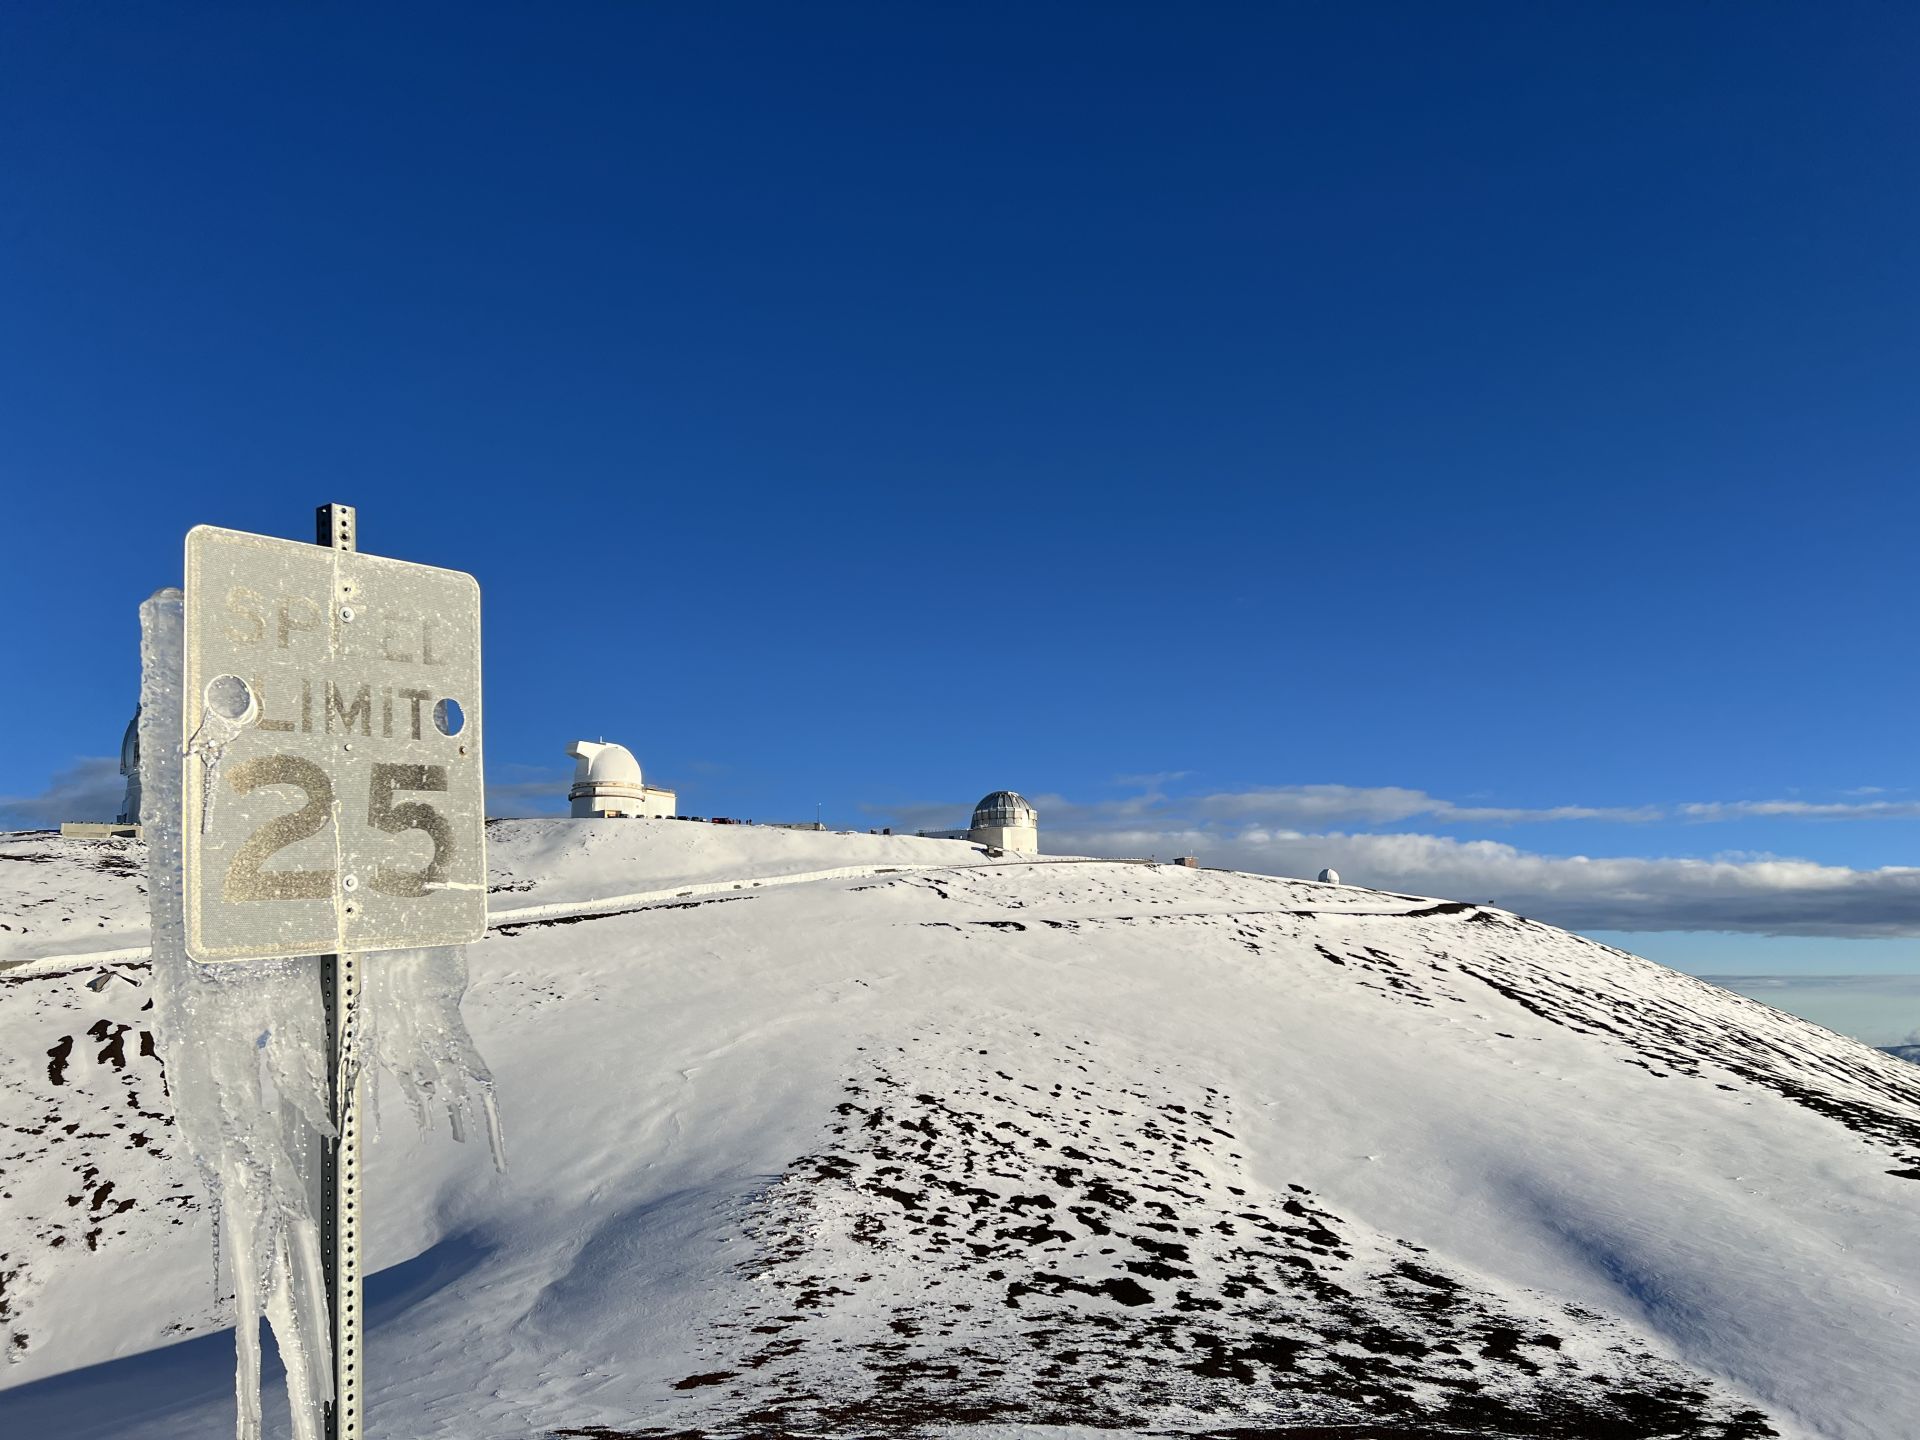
[969, 823, 1038, 854]
[571, 785, 677, 819]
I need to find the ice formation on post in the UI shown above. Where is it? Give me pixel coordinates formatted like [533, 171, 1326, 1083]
[142, 589, 334, 1440]
[363, 949, 506, 1168]
[140, 589, 504, 1440]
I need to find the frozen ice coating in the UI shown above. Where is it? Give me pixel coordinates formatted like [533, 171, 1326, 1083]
[141, 587, 335, 1440]
[362, 946, 505, 1168]
[138, 588, 504, 1440]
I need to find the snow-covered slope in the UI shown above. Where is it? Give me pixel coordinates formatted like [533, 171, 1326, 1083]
[0, 821, 981, 968]
[0, 830, 149, 962]
[4, 820, 1919, 1439]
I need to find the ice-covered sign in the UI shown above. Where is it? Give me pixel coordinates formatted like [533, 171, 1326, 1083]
[182, 525, 485, 962]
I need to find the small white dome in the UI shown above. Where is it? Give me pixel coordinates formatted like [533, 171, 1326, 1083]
[972, 791, 1038, 829]
[567, 740, 644, 789]
[1317, 867, 1340, 885]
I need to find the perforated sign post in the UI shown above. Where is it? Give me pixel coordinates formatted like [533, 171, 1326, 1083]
[181, 506, 485, 1440]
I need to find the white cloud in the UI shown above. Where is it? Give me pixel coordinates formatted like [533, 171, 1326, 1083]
[1110, 770, 1193, 789]
[0, 757, 125, 830]
[1188, 784, 1662, 827]
[859, 779, 1920, 935]
[1114, 784, 1920, 830]
[1043, 822, 1920, 938]
[912, 785, 1657, 835]
[1680, 799, 1920, 821]
[485, 767, 571, 818]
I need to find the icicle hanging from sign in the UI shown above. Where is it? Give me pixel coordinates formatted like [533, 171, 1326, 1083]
[142, 588, 336, 1440]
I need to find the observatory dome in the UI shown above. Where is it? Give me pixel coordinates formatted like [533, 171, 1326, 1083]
[572, 741, 644, 790]
[967, 791, 1039, 854]
[1317, 867, 1341, 885]
[566, 740, 675, 819]
[972, 791, 1038, 830]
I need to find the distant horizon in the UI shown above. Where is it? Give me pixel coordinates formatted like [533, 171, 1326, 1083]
[12, 797, 1920, 1051]
[1696, 972, 1920, 1050]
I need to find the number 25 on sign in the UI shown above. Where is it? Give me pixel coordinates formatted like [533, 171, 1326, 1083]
[182, 525, 486, 963]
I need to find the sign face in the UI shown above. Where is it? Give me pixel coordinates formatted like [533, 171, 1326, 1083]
[182, 525, 486, 962]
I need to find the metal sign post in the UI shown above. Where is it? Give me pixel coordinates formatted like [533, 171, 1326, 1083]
[318, 502, 363, 1440]
[177, 505, 486, 1440]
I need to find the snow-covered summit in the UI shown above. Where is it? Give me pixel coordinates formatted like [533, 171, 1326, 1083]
[3, 819, 1918, 1438]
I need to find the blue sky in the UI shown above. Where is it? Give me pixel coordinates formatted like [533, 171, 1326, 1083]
[4, 5, 1919, 1003]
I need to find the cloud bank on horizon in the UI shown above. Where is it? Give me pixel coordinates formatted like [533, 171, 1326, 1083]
[1048, 823, 1920, 938]
[0, 758, 123, 830]
[886, 782, 1920, 940]
[12, 763, 1920, 940]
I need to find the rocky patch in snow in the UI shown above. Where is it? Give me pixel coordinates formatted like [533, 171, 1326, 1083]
[570, 1030, 1777, 1439]
[1365, 912, 1920, 1181]
[0, 965, 207, 1365]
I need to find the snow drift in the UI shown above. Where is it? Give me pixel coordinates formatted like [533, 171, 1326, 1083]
[3, 819, 1918, 1439]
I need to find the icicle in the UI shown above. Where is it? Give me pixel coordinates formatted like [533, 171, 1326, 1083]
[185, 704, 250, 835]
[229, 1206, 264, 1440]
[363, 945, 507, 1172]
[264, 1231, 324, 1440]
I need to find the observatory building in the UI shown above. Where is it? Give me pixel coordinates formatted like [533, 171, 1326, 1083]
[566, 740, 677, 819]
[919, 790, 1041, 854]
[117, 707, 141, 826]
[969, 790, 1040, 853]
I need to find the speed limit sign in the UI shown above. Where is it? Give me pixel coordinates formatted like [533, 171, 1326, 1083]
[181, 524, 486, 962]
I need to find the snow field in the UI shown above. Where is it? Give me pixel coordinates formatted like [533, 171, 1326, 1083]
[3, 820, 1918, 1437]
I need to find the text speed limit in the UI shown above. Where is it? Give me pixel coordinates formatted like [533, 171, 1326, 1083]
[182, 525, 486, 962]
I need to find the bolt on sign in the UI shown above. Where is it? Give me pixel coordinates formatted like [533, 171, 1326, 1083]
[182, 525, 486, 962]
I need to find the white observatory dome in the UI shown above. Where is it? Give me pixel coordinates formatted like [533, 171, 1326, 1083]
[566, 740, 665, 818]
[968, 791, 1039, 854]
[1317, 867, 1341, 885]
[570, 741, 644, 790]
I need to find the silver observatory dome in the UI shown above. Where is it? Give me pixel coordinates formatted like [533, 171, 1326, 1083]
[972, 790, 1038, 830]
